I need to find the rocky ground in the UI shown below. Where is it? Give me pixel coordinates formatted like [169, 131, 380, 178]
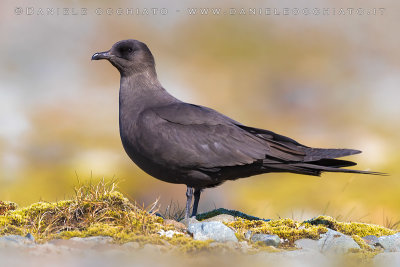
[1, 183, 399, 267]
[1, 214, 400, 267]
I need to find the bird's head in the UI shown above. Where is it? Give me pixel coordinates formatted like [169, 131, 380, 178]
[92, 39, 156, 77]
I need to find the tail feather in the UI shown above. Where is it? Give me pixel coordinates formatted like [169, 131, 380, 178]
[239, 124, 385, 176]
[292, 162, 386, 176]
[263, 159, 386, 176]
[307, 158, 357, 168]
[303, 148, 361, 162]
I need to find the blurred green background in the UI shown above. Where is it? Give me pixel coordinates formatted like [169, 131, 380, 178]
[1, 0, 399, 225]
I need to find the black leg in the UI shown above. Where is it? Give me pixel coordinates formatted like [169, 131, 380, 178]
[191, 189, 201, 217]
[185, 186, 194, 219]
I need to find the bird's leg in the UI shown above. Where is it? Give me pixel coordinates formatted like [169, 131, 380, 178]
[191, 189, 201, 217]
[185, 186, 194, 220]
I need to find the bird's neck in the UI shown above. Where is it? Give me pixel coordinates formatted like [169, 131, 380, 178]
[119, 71, 178, 117]
[120, 70, 161, 93]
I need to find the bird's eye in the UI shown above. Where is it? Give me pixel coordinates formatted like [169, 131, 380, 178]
[127, 48, 133, 53]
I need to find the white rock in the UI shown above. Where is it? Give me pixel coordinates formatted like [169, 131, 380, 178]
[188, 221, 238, 242]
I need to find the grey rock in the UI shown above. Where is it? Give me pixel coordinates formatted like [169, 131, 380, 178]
[363, 235, 383, 249]
[318, 229, 360, 254]
[251, 234, 281, 247]
[202, 214, 236, 223]
[25, 233, 35, 242]
[0, 235, 36, 248]
[363, 235, 379, 245]
[187, 221, 238, 242]
[295, 238, 320, 250]
[378, 233, 400, 252]
[296, 230, 361, 255]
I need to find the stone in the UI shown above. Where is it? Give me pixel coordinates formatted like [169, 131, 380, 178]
[363, 235, 379, 245]
[318, 229, 360, 254]
[202, 214, 236, 223]
[295, 238, 320, 250]
[378, 233, 400, 252]
[250, 234, 281, 247]
[363, 235, 383, 248]
[0, 235, 36, 248]
[296, 231, 361, 254]
[25, 233, 35, 242]
[187, 221, 238, 242]
[158, 229, 183, 238]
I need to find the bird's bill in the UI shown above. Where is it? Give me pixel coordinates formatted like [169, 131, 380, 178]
[91, 50, 111, 60]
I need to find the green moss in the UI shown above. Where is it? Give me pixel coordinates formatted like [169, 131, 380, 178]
[0, 181, 174, 242]
[352, 235, 372, 251]
[0, 201, 17, 215]
[228, 218, 327, 244]
[307, 216, 396, 237]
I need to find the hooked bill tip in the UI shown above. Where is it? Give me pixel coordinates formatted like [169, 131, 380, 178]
[91, 51, 110, 60]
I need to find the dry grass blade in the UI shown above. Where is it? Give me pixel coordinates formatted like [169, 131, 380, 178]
[159, 200, 186, 222]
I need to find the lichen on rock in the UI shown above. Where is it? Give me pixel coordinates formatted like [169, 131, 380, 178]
[306, 215, 396, 237]
[227, 218, 328, 245]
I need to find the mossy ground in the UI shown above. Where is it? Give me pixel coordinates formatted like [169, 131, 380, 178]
[0, 180, 397, 260]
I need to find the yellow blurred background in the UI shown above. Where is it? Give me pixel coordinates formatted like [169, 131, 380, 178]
[1, 0, 399, 225]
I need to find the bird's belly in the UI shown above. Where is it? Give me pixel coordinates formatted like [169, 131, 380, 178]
[120, 134, 219, 187]
[122, 142, 182, 183]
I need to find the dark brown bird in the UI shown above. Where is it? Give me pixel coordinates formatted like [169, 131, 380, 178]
[92, 39, 382, 219]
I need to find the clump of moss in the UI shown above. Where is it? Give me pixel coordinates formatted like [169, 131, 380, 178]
[0, 201, 17, 215]
[227, 218, 328, 245]
[0, 180, 172, 242]
[351, 235, 372, 251]
[307, 216, 396, 237]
